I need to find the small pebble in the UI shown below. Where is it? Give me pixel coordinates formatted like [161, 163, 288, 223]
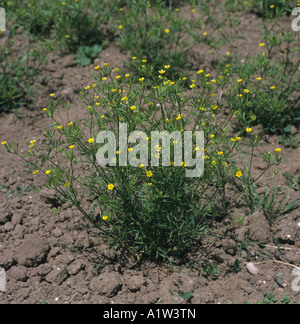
[246, 262, 259, 275]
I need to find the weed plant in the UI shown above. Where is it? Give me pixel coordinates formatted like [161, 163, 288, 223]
[2, 61, 285, 261]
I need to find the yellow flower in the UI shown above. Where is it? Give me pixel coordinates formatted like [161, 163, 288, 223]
[139, 77, 145, 82]
[42, 108, 47, 111]
[119, 25, 123, 29]
[270, 86, 276, 90]
[238, 79, 243, 83]
[256, 77, 262, 81]
[203, 32, 208, 36]
[128, 148, 133, 152]
[64, 182, 70, 188]
[115, 75, 121, 80]
[244, 89, 250, 94]
[108, 184, 115, 190]
[246, 128, 252, 133]
[259, 43, 265, 47]
[103, 216, 108, 221]
[210, 134, 215, 138]
[190, 84, 195, 89]
[88, 138, 95, 144]
[236, 137, 242, 141]
[159, 70, 166, 74]
[197, 70, 204, 74]
[218, 151, 224, 156]
[164, 28, 170, 34]
[69, 145, 75, 149]
[231, 138, 237, 142]
[50, 93, 55, 97]
[132, 57, 137, 60]
[68, 122, 73, 126]
[164, 65, 171, 69]
[102, 77, 107, 81]
[65, 35, 70, 38]
[237, 94, 243, 98]
[112, 89, 117, 93]
[130, 106, 137, 111]
[125, 74, 130, 78]
[148, 183, 153, 186]
[32, 170, 39, 175]
[236, 170, 243, 178]
[139, 164, 144, 168]
[45, 170, 51, 175]
[94, 65, 100, 70]
[85, 86, 90, 90]
[270, 4, 275, 8]
[146, 171, 153, 178]
[275, 148, 282, 153]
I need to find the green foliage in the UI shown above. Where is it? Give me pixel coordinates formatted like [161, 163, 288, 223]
[115, 0, 208, 75]
[249, 0, 294, 19]
[75, 44, 107, 67]
[202, 263, 220, 276]
[1, 0, 299, 264]
[226, 37, 300, 136]
[0, 41, 34, 113]
[6, 0, 107, 54]
[283, 172, 300, 191]
[237, 149, 299, 225]
[4, 60, 287, 261]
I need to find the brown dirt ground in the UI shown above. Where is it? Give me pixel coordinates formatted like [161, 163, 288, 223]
[0, 5, 299, 304]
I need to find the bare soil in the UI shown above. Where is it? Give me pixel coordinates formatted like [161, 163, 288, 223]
[0, 6, 299, 304]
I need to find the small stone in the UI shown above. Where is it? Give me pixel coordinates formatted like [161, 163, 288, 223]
[246, 263, 259, 275]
